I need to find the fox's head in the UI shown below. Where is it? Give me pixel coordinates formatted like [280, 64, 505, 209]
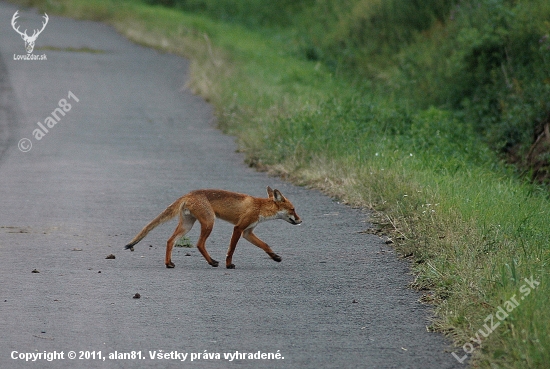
[267, 186, 302, 225]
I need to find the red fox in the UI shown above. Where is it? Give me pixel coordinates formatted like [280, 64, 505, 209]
[125, 187, 301, 269]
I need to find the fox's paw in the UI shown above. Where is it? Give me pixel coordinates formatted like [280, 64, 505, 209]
[269, 253, 282, 262]
[226, 263, 235, 269]
[166, 262, 175, 268]
[209, 259, 219, 267]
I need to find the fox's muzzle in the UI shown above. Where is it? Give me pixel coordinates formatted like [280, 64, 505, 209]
[290, 218, 302, 225]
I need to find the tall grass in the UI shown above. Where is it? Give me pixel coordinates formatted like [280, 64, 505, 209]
[10, 0, 550, 366]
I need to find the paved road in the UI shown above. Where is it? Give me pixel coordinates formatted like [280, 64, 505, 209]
[0, 3, 462, 368]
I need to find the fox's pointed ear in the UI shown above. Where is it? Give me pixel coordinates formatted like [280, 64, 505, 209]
[267, 186, 274, 198]
[273, 189, 286, 202]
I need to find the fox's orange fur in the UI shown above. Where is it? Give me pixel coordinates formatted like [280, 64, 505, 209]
[125, 187, 301, 269]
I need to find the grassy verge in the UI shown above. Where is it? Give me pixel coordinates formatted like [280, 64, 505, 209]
[10, 0, 549, 367]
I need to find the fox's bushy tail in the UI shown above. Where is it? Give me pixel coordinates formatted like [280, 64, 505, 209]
[124, 198, 183, 250]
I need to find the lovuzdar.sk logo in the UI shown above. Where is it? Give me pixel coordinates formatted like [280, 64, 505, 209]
[11, 10, 48, 61]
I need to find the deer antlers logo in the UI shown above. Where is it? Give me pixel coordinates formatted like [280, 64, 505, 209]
[11, 11, 49, 54]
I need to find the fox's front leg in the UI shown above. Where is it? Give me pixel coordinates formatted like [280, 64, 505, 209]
[225, 227, 242, 269]
[242, 229, 281, 263]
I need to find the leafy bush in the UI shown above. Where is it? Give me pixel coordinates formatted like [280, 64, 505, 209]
[409, 0, 550, 154]
[145, 0, 314, 27]
[296, 0, 457, 69]
[158, 0, 549, 164]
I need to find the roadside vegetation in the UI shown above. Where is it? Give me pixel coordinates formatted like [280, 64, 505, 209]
[12, 0, 549, 367]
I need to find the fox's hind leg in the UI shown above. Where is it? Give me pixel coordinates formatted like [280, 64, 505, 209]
[188, 203, 218, 267]
[196, 217, 218, 267]
[165, 213, 196, 268]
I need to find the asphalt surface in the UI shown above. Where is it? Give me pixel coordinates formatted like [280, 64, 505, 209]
[0, 3, 463, 368]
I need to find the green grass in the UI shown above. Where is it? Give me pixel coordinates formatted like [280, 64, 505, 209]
[175, 236, 193, 248]
[10, 0, 550, 367]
